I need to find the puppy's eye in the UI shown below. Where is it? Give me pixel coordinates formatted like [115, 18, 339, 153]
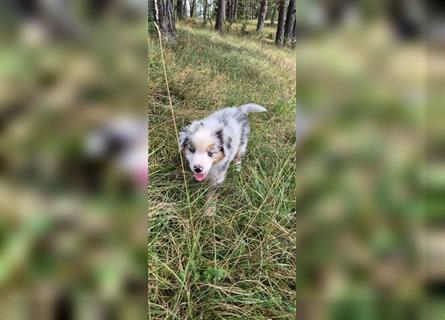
[189, 146, 195, 153]
[208, 151, 213, 157]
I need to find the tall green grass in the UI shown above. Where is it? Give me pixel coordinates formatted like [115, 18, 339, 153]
[149, 22, 296, 319]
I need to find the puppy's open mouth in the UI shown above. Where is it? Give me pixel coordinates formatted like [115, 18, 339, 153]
[193, 172, 208, 182]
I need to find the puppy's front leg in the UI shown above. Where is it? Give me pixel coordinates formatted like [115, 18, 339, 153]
[205, 170, 226, 216]
[234, 152, 242, 172]
[205, 187, 219, 216]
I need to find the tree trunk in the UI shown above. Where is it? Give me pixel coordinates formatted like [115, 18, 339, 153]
[150, 0, 176, 41]
[256, 0, 267, 31]
[215, 0, 225, 31]
[270, 3, 276, 26]
[203, 0, 208, 21]
[248, 0, 251, 19]
[283, 0, 295, 43]
[190, 0, 196, 17]
[226, 0, 232, 21]
[148, 0, 155, 21]
[274, 0, 287, 46]
[233, 0, 238, 21]
[291, 16, 296, 39]
[176, 0, 184, 19]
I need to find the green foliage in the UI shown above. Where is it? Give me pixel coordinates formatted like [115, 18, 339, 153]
[148, 21, 157, 35]
[202, 267, 227, 283]
[241, 20, 249, 34]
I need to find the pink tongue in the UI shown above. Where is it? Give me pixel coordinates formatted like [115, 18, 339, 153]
[194, 173, 207, 181]
[134, 166, 149, 188]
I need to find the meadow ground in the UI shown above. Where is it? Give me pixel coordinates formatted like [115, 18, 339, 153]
[148, 21, 297, 319]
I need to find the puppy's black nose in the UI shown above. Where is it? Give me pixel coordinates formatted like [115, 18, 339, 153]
[193, 165, 202, 173]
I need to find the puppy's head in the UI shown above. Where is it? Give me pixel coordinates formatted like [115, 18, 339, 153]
[179, 122, 225, 182]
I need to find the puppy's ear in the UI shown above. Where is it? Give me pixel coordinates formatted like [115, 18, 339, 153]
[215, 129, 225, 156]
[179, 127, 189, 152]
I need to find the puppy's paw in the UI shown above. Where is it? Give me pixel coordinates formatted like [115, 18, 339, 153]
[235, 162, 242, 172]
[205, 191, 218, 216]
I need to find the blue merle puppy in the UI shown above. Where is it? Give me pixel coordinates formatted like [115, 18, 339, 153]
[179, 103, 267, 191]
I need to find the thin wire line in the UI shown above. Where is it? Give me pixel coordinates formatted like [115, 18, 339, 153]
[152, 3, 195, 316]
[152, 4, 193, 224]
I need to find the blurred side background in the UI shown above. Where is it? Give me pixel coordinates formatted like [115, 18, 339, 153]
[0, 1, 148, 319]
[294, 0, 444, 319]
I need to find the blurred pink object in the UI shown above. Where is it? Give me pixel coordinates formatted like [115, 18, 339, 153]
[85, 116, 148, 190]
[134, 164, 149, 189]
